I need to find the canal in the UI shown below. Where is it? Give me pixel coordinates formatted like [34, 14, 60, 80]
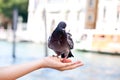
[0, 41, 120, 80]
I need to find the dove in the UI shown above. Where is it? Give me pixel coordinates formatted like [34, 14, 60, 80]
[48, 21, 74, 60]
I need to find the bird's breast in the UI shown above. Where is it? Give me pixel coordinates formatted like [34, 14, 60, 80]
[49, 40, 69, 51]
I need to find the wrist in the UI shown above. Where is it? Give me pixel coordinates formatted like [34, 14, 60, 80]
[37, 58, 47, 69]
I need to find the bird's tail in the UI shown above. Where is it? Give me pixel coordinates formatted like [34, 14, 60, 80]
[61, 51, 74, 58]
[67, 51, 74, 58]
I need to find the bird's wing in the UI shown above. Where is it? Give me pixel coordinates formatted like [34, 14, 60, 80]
[67, 33, 74, 49]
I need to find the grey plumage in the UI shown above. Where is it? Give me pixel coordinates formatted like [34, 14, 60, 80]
[48, 21, 74, 58]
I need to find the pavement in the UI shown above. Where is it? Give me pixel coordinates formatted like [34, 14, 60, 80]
[0, 40, 120, 80]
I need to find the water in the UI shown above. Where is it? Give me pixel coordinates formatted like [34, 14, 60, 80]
[0, 40, 120, 80]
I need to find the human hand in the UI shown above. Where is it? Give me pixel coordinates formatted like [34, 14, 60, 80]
[41, 56, 84, 71]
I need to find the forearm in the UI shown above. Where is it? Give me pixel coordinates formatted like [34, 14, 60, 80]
[0, 60, 44, 80]
[0, 56, 83, 80]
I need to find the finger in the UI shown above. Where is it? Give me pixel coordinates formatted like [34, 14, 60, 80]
[63, 62, 76, 67]
[61, 63, 84, 71]
[61, 61, 82, 67]
[60, 62, 84, 70]
[73, 61, 82, 64]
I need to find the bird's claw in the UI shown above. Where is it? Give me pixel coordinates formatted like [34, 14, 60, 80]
[52, 55, 59, 58]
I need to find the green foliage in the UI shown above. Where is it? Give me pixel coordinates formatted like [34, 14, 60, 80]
[0, 0, 28, 22]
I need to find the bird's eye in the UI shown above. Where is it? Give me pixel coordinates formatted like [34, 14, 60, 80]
[62, 28, 65, 30]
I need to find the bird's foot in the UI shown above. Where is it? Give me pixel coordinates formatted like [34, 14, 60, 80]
[62, 58, 66, 63]
[52, 55, 59, 58]
[61, 58, 68, 63]
[61, 57, 72, 63]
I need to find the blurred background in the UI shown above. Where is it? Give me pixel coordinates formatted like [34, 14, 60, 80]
[0, 0, 120, 80]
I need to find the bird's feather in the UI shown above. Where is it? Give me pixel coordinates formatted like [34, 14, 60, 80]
[48, 21, 74, 58]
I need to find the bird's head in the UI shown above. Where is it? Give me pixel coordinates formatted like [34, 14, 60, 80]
[57, 21, 66, 30]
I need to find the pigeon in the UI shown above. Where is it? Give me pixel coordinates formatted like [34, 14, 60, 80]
[48, 21, 74, 60]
